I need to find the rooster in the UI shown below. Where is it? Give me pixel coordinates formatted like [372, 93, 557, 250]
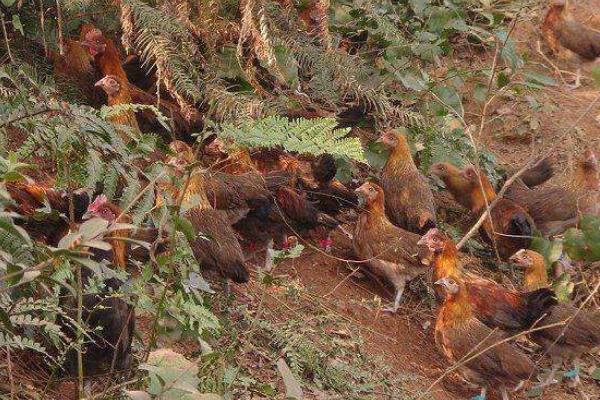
[353, 182, 427, 312]
[511, 249, 600, 387]
[435, 276, 537, 400]
[419, 229, 556, 331]
[460, 166, 535, 259]
[378, 131, 436, 233]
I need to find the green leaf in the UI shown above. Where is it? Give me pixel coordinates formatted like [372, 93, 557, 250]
[523, 71, 558, 87]
[398, 72, 427, 92]
[1, 0, 15, 7]
[0, 217, 32, 245]
[79, 218, 110, 241]
[591, 66, 600, 88]
[175, 215, 196, 242]
[591, 367, 600, 380]
[497, 71, 509, 89]
[473, 84, 488, 103]
[11, 14, 23, 35]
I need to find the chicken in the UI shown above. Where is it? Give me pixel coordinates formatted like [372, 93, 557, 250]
[429, 162, 474, 210]
[542, 0, 600, 63]
[434, 276, 537, 400]
[418, 229, 556, 331]
[60, 266, 135, 377]
[572, 149, 600, 217]
[378, 131, 436, 233]
[503, 150, 599, 236]
[82, 194, 133, 270]
[511, 249, 600, 387]
[180, 171, 250, 283]
[306, 153, 357, 214]
[461, 166, 535, 259]
[5, 180, 90, 246]
[353, 182, 427, 312]
[95, 75, 141, 141]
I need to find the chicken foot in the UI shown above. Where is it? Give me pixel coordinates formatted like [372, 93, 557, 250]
[536, 362, 560, 389]
[471, 387, 487, 400]
[383, 279, 406, 313]
[566, 357, 581, 387]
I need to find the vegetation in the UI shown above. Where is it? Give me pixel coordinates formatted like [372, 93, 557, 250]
[1, 0, 600, 399]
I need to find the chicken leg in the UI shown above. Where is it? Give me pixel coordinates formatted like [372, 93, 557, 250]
[383, 279, 406, 313]
[472, 387, 487, 400]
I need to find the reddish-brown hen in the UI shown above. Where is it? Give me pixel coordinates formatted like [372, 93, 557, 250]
[511, 249, 600, 387]
[435, 276, 537, 400]
[419, 229, 556, 331]
[542, 0, 600, 62]
[379, 131, 436, 233]
[353, 182, 426, 312]
[461, 166, 535, 259]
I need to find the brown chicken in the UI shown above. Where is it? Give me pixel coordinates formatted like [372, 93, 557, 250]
[542, 0, 600, 63]
[353, 182, 427, 312]
[461, 166, 535, 259]
[419, 229, 556, 331]
[429, 162, 474, 210]
[180, 171, 250, 283]
[503, 150, 599, 236]
[5, 180, 90, 246]
[511, 249, 600, 387]
[435, 276, 537, 400]
[94, 75, 141, 141]
[378, 131, 436, 233]
[572, 148, 600, 217]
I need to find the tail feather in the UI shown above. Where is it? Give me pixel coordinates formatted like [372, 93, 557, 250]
[317, 212, 340, 228]
[521, 156, 554, 188]
[509, 213, 534, 238]
[312, 154, 337, 184]
[226, 261, 249, 283]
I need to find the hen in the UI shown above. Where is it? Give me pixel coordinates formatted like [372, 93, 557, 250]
[419, 229, 556, 331]
[511, 249, 600, 387]
[353, 182, 427, 312]
[461, 166, 535, 259]
[435, 276, 537, 400]
[95, 75, 141, 140]
[378, 131, 436, 233]
[5, 180, 90, 246]
[542, 0, 600, 63]
[181, 171, 250, 283]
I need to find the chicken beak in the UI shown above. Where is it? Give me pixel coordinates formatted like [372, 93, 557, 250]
[433, 278, 447, 287]
[94, 78, 105, 88]
[82, 211, 93, 221]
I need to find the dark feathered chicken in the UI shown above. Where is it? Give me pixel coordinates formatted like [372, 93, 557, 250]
[435, 276, 537, 400]
[461, 166, 535, 260]
[181, 171, 249, 283]
[353, 182, 427, 312]
[511, 249, 600, 387]
[542, 0, 600, 62]
[307, 154, 357, 214]
[60, 265, 135, 377]
[419, 229, 556, 331]
[378, 131, 436, 233]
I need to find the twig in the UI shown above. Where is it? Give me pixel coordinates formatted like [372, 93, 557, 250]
[76, 261, 85, 398]
[55, 0, 64, 55]
[0, 12, 14, 64]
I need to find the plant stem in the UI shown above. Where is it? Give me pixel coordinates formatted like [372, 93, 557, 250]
[76, 262, 85, 398]
[55, 0, 64, 55]
[0, 12, 14, 64]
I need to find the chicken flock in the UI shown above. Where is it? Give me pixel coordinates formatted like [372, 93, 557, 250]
[4, 1, 600, 398]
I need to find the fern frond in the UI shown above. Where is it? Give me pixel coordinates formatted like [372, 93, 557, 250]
[219, 116, 365, 161]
